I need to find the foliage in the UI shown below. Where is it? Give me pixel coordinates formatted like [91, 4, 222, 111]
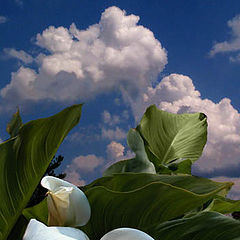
[27, 155, 66, 208]
[0, 104, 82, 240]
[1, 103, 240, 239]
[6, 109, 67, 208]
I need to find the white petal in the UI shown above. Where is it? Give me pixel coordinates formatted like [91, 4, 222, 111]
[100, 228, 154, 240]
[41, 176, 91, 227]
[23, 219, 89, 240]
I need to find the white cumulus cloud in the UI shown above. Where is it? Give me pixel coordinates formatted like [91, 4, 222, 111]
[106, 141, 125, 160]
[65, 154, 104, 186]
[0, 6, 167, 104]
[132, 73, 240, 174]
[104, 141, 134, 170]
[64, 170, 86, 186]
[66, 154, 104, 173]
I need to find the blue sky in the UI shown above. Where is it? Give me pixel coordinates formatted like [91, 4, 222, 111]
[1, 0, 240, 198]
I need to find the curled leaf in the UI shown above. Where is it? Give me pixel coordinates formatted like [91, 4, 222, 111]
[103, 129, 156, 176]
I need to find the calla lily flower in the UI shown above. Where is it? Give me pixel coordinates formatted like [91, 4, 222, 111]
[41, 176, 91, 227]
[23, 177, 155, 240]
[23, 219, 89, 240]
[23, 220, 154, 240]
[100, 227, 154, 240]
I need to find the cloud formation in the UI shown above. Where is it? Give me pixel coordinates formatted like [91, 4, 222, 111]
[15, 0, 23, 6]
[64, 170, 86, 186]
[65, 140, 134, 185]
[3, 48, 34, 64]
[102, 110, 120, 126]
[106, 141, 125, 160]
[65, 154, 104, 186]
[101, 126, 127, 140]
[1, 6, 167, 104]
[210, 15, 240, 62]
[132, 73, 240, 174]
[0, 16, 7, 24]
[2, 6, 240, 179]
[104, 140, 134, 170]
[70, 154, 104, 172]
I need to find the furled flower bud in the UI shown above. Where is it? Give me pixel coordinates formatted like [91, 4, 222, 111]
[41, 176, 91, 227]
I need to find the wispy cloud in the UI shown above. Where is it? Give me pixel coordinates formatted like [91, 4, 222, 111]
[102, 110, 120, 126]
[0, 16, 7, 24]
[101, 127, 127, 140]
[210, 15, 240, 62]
[15, 0, 23, 7]
[101, 109, 129, 126]
[3, 48, 33, 64]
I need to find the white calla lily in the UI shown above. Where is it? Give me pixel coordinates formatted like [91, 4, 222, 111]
[41, 176, 91, 227]
[100, 228, 154, 240]
[23, 177, 155, 240]
[23, 219, 89, 240]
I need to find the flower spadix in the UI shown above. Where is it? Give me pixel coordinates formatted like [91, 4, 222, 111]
[100, 228, 154, 240]
[23, 219, 89, 240]
[41, 176, 91, 227]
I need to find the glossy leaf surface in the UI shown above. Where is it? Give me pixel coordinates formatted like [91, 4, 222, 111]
[81, 173, 233, 239]
[0, 104, 82, 240]
[147, 211, 240, 240]
[103, 129, 156, 176]
[137, 105, 207, 173]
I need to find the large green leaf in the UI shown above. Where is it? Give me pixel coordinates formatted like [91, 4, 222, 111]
[137, 105, 207, 173]
[7, 199, 48, 240]
[6, 215, 28, 240]
[83, 173, 233, 194]
[6, 108, 23, 138]
[0, 104, 82, 240]
[22, 199, 48, 224]
[204, 196, 240, 214]
[103, 129, 156, 176]
[80, 173, 233, 239]
[146, 211, 240, 240]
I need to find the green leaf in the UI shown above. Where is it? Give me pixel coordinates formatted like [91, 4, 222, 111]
[137, 105, 207, 173]
[146, 211, 240, 240]
[6, 215, 28, 240]
[6, 108, 23, 138]
[23, 199, 48, 224]
[103, 129, 156, 176]
[7, 199, 48, 240]
[0, 104, 82, 240]
[204, 196, 240, 214]
[80, 173, 233, 239]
